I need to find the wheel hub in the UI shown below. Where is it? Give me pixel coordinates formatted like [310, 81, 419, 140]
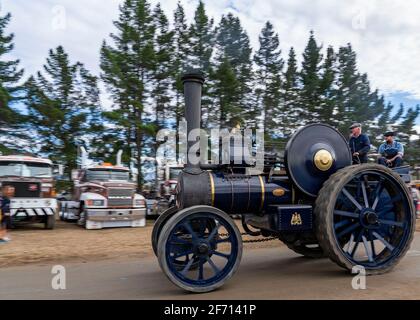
[196, 242, 210, 255]
[366, 211, 378, 225]
[360, 208, 379, 228]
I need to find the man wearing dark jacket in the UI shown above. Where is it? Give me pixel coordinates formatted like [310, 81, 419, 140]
[349, 123, 371, 164]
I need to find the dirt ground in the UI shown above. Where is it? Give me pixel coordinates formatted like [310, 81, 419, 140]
[0, 220, 280, 268]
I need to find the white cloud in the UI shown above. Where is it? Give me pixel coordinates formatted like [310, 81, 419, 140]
[3, 0, 420, 111]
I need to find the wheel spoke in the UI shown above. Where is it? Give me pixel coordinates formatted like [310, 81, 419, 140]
[198, 219, 206, 236]
[207, 222, 221, 242]
[173, 249, 194, 259]
[183, 222, 198, 241]
[212, 251, 230, 259]
[206, 257, 220, 275]
[369, 231, 376, 258]
[342, 188, 363, 210]
[216, 237, 231, 244]
[334, 210, 359, 218]
[362, 235, 374, 262]
[378, 218, 404, 228]
[345, 233, 355, 253]
[360, 179, 369, 208]
[372, 231, 395, 251]
[180, 255, 196, 276]
[337, 222, 360, 238]
[335, 219, 351, 230]
[350, 229, 364, 257]
[377, 205, 394, 216]
[198, 259, 204, 280]
[372, 181, 384, 210]
[170, 236, 190, 245]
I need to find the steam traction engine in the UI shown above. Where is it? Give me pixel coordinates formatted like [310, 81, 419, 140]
[152, 73, 416, 293]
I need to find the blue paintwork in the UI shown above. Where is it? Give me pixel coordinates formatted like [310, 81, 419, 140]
[332, 171, 412, 269]
[164, 212, 239, 288]
[211, 172, 292, 214]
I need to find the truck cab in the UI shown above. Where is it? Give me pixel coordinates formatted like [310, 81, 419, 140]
[61, 163, 147, 230]
[0, 155, 57, 229]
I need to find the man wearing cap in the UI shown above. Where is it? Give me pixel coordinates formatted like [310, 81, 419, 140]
[349, 123, 371, 164]
[377, 131, 404, 168]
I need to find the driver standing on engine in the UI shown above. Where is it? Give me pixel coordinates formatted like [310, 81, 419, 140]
[349, 123, 371, 164]
[377, 131, 404, 168]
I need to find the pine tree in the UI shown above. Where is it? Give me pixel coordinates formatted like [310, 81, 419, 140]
[100, 0, 156, 189]
[173, 1, 190, 158]
[151, 3, 174, 189]
[300, 31, 323, 123]
[212, 57, 241, 127]
[334, 44, 386, 134]
[189, 0, 214, 73]
[0, 13, 25, 154]
[189, 0, 214, 127]
[282, 47, 300, 135]
[213, 13, 253, 126]
[24, 46, 102, 177]
[254, 21, 283, 139]
[152, 3, 173, 131]
[396, 105, 420, 165]
[334, 44, 365, 132]
[318, 46, 336, 126]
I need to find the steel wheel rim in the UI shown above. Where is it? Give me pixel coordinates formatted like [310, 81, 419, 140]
[332, 170, 412, 269]
[165, 212, 239, 287]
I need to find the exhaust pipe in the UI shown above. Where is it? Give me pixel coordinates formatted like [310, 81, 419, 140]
[80, 146, 88, 168]
[116, 149, 123, 166]
[182, 72, 205, 173]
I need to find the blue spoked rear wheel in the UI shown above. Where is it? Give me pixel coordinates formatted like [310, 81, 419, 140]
[315, 164, 415, 274]
[157, 205, 242, 293]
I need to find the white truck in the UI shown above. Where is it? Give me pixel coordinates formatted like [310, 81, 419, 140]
[0, 155, 58, 229]
[60, 149, 147, 230]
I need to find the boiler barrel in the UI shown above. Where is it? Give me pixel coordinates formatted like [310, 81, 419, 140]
[176, 171, 292, 214]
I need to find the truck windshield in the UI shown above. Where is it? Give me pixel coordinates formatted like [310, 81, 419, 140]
[86, 169, 129, 181]
[0, 161, 52, 177]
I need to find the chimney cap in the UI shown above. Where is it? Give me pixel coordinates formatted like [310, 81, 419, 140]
[182, 72, 205, 85]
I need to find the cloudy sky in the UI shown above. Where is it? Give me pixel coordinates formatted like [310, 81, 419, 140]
[2, 0, 420, 129]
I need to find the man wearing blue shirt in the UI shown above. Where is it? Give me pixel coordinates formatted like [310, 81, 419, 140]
[377, 131, 404, 168]
[349, 123, 371, 164]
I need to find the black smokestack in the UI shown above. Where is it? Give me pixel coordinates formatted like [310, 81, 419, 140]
[182, 72, 205, 171]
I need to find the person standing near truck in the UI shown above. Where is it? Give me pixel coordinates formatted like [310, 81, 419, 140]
[348, 123, 371, 164]
[0, 185, 14, 242]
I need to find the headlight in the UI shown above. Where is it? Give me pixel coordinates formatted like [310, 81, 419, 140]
[86, 199, 105, 207]
[135, 199, 145, 207]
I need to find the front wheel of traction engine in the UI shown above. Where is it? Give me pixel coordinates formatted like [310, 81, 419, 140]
[157, 205, 243, 293]
[315, 164, 416, 275]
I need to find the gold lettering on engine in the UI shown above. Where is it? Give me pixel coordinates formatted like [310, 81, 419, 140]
[291, 212, 303, 226]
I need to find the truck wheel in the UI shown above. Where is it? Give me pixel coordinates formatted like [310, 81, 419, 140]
[157, 205, 242, 293]
[315, 164, 416, 275]
[45, 214, 56, 230]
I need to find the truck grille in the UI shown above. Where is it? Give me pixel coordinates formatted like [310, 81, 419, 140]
[3, 182, 41, 198]
[108, 188, 133, 206]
